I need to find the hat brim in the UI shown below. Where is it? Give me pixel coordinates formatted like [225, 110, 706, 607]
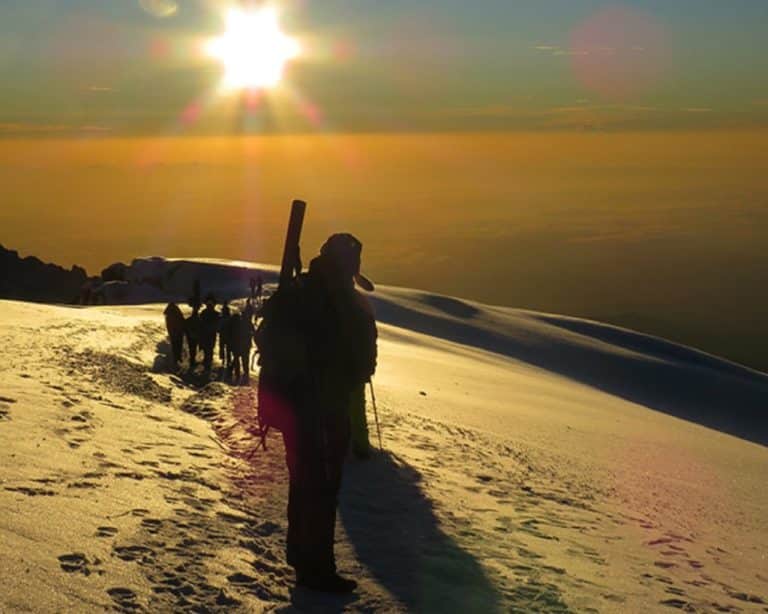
[354, 273, 375, 292]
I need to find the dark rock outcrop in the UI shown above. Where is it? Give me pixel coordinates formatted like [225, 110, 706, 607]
[0, 244, 90, 303]
[100, 262, 128, 282]
[1, 249, 279, 305]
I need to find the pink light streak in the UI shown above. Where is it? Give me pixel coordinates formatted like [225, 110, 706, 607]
[569, 5, 669, 102]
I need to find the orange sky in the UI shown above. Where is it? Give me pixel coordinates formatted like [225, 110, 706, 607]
[2, 130, 768, 368]
[1, 130, 765, 293]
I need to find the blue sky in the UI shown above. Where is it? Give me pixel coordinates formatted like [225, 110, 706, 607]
[1, 0, 767, 134]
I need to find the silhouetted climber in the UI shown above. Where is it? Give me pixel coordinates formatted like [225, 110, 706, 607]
[219, 301, 231, 369]
[192, 279, 201, 309]
[199, 293, 220, 372]
[185, 301, 201, 369]
[163, 302, 185, 366]
[231, 301, 255, 383]
[226, 312, 242, 381]
[249, 274, 264, 306]
[261, 233, 377, 593]
[249, 277, 257, 301]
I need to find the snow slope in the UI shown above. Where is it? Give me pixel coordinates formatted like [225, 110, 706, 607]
[0, 266, 766, 612]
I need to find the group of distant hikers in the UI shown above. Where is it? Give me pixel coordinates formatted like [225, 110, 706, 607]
[163, 277, 262, 383]
[161, 230, 378, 594]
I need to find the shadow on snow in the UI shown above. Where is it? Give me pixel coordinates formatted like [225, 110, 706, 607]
[339, 451, 505, 613]
[373, 293, 768, 447]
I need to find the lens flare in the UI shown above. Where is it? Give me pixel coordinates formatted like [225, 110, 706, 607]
[569, 6, 668, 101]
[206, 7, 301, 91]
[139, 0, 178, 19]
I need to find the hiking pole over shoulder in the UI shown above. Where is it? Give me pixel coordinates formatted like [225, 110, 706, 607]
[368, 380, 383, 451]
[278, 199, 306, 290]
[257, 199, 307, 452]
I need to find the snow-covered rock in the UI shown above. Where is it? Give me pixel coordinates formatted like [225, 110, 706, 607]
[120, 257, 279, 304]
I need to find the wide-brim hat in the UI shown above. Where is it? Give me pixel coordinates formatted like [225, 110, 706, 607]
[320, 233, 375, 292]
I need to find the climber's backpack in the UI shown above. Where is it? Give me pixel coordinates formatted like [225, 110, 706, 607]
[254, 276, 309, 444]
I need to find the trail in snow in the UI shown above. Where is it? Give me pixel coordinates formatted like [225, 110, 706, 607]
[0, 289, 766, 612]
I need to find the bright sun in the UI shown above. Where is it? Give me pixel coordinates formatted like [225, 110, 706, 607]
[206, 7, 300, 91]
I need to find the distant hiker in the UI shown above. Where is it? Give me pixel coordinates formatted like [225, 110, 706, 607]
[163, 302, 185, 366]
[219, 301, 231, 369]
[192, 279, 201, 309]
[227, 308, 252, 383]
[260, 232, 377, 592]
[199, 294, 220, 372]
[250, 274, 264, 306]
[244, 297, 255, 323]
[243, 299, 256, 353]
[226, 312, 241, 381]
[231, 302, 255, 383]
[185, 301, 201, 368]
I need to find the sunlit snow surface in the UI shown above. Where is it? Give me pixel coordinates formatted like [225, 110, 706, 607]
[0, 258, 765, 612]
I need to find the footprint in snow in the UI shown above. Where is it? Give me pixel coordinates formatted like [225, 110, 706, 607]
[58, 552, 103, 576]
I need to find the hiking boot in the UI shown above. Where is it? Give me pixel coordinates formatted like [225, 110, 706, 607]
[297, 572, 358, 593]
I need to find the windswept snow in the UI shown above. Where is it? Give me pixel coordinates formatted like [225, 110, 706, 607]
[371, 287, 768, 446]
[0, 269, 766, 612]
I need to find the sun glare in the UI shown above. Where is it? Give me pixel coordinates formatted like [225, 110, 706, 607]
[206, 7, 301, 91]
